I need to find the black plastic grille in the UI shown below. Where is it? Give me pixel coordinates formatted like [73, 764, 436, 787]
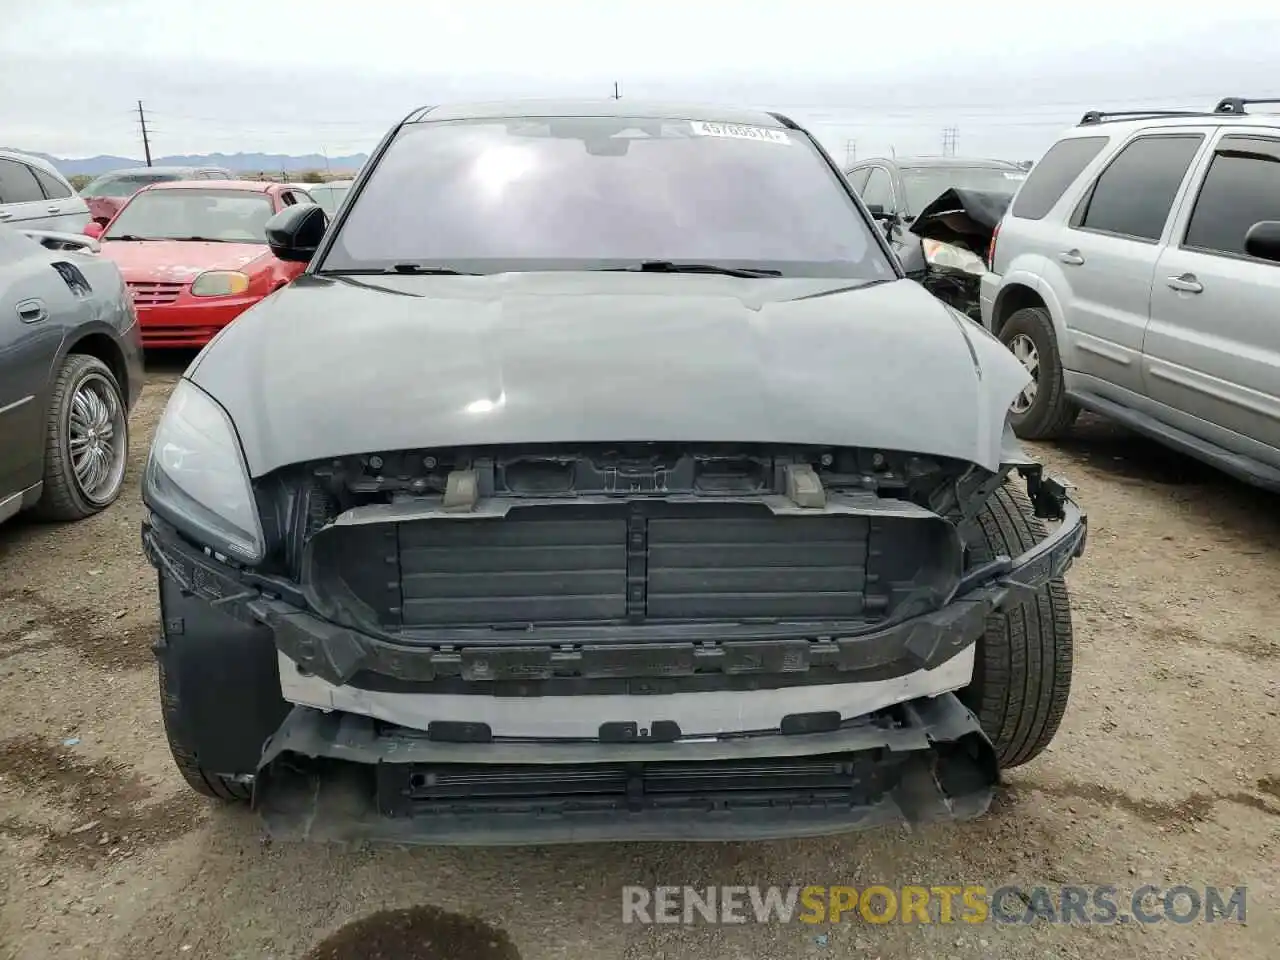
[390, 503, 870, 628]
[399, 515, 627, 624]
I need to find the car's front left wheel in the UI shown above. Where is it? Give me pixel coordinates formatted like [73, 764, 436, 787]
[33, 353, 129, 521]
[959, 482, 1075, 768]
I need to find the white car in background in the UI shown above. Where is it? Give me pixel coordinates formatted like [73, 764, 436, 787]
[300, 179, 353, 215]
[0, 150, 90, 233]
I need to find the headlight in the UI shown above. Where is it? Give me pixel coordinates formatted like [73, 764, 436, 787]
[921, 238, 988, 276]
[190, 270, 250, 297]
[143, 379, 265, 563]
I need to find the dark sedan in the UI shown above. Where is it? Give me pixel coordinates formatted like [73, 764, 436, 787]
[0, 224, 143, 526]
[845, 156, 1027, 274]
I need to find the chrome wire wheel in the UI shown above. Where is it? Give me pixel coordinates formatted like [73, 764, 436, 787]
[67, 372, 127, 506]
[1009, 333, 1040, 415]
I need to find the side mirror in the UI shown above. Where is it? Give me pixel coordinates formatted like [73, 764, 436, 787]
[83, 221, 104, 239]
[1244, 220, 1280, 263]
[265, 203, 328, 263]
[867, 204, 889, 219]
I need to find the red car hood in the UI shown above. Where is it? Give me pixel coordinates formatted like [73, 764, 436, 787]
[98, 240, 273, 284]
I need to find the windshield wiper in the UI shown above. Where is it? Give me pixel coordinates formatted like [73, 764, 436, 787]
[108, 234, 161, 241]
[177, 236, 238, 243]
[327, 264, 479, 276]
[598, 261, 782, 278]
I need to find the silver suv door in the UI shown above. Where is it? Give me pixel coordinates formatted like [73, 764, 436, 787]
[1143, 131, 1280, 464]
[1054, 132, 1206, 398]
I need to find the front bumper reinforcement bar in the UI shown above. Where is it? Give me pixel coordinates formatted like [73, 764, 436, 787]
[141, 487, 1085, 692]
[252, 691, 999, 845]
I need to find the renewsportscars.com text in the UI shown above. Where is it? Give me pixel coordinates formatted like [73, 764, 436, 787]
[621, 885, 1247, 926]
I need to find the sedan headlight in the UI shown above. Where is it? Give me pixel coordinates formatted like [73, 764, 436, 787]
[190, 270, 250, 297]
[921, 238, 988, 276]
[143, 379, 265, 563]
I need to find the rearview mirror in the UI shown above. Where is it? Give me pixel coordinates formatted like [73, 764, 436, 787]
[1244, 220, 1280, 263]
[265, 203, 328, 263]
[83, 221, 104, 239]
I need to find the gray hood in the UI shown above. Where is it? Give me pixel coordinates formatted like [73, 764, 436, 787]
[189, 272, 1030, 477]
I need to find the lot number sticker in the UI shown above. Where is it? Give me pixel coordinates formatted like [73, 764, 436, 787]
[691, 121, 791, 144]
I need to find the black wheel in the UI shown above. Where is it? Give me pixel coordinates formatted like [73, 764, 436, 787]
[959, 483, 1074, 768]
[999, 306, 1079, 440]
[32, 354, 129, 521]
[159, 655, 251, 802]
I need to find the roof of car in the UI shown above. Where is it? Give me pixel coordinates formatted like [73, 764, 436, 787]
[142, 179, 278, 193]
[94, 165, 229, 177]
[408, 99, 792, 128]
[0, 149, 70, 179]
[855, 156, 1022, 169]
[1063, 111, 1280, 135]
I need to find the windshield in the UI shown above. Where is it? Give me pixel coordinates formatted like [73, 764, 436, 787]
[309, 183, 351, 214]
[82, 173, 182, 198]
[321, 117, 893, 279]
[900, 166, 1028, 216]
[103, 189, 275, 242]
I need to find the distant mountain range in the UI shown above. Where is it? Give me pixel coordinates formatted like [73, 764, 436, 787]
[2, 149, 369, 177]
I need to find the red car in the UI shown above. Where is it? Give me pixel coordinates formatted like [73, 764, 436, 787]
[89, 180, 313, 348]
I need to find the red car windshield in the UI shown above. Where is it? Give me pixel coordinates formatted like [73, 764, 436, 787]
[103, 190, 274, 242]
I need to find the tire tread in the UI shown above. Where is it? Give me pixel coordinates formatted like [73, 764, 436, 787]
[962, 483, 1074, 767]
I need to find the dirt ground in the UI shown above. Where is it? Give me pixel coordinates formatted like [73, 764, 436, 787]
[1, 358, 1277, 960]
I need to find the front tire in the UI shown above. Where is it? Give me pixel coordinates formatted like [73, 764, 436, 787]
[1000, 306, 1079, 440]
[160, 655, 252, 801]
[960, 483, 1074, 768]
[33, 354, 129, 521]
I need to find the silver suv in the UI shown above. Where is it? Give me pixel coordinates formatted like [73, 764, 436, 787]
[0, 150, 90, 233]
[981, 97, 1280, 491]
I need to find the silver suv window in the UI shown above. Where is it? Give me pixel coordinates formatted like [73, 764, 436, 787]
[1072, 134, 1203, 242]
[1010, 136, 1108, 220]
[1183, 135, 1280, 260]
[31, 166, 72, 199]
[0, 158, 45, 204]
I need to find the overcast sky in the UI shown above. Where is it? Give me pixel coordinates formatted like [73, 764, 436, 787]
[3, 0, 1280, 162]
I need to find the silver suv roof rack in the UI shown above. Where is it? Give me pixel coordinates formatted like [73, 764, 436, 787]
[1214, 97, 1280, 114]
[1077, 109, 1207, 125]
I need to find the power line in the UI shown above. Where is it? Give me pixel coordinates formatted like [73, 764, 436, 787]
[941, 126, 958, 156]
[136, 100, 153, 166]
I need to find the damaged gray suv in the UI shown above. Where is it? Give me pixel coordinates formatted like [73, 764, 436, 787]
[142, 100, 1087, 844]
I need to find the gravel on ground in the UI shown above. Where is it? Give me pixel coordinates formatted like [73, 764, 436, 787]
[1, 360, 1276, 960]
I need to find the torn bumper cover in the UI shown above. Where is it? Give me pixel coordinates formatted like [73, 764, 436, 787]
[254, 692, 998, 844]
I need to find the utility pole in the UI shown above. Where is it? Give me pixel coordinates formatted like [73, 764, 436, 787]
[612, 82, 621, 100]
[942, 126, 958, 157]
[136, 100, 153, 166]
[844, 139, 857, 167]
